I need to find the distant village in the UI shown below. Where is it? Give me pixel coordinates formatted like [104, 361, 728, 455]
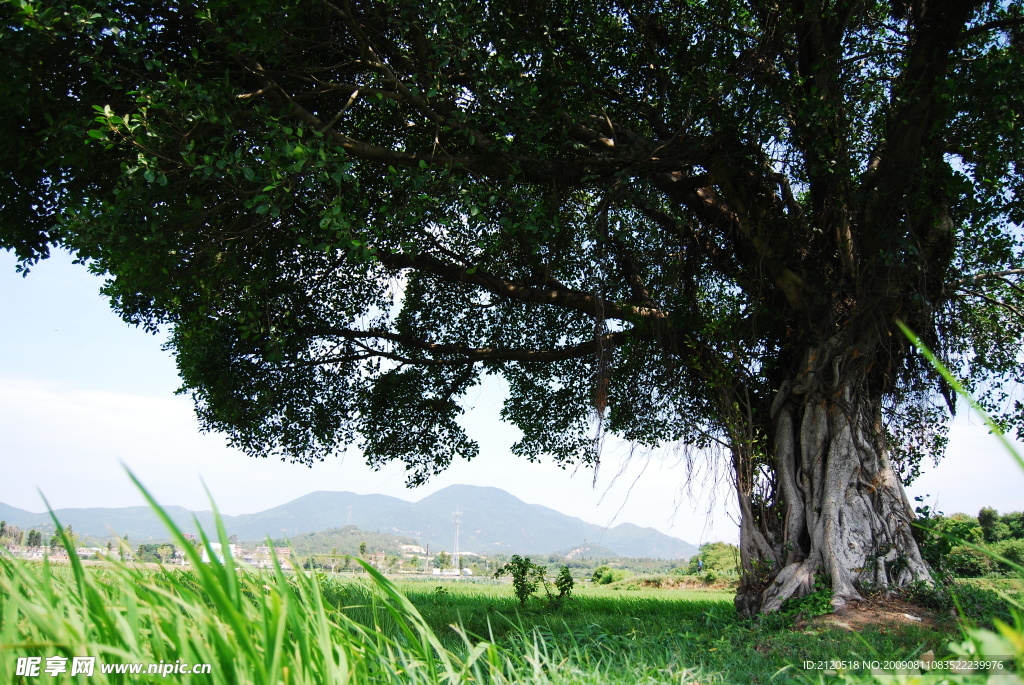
[0, 523, 478, 575]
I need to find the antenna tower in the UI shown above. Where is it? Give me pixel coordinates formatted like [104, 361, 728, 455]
[452, 509, 461, 572]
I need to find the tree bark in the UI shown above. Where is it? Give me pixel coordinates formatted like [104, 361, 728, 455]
[735, 340, 932, 616]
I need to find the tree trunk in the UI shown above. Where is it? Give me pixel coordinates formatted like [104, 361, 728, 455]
[734, 340, 932, 616]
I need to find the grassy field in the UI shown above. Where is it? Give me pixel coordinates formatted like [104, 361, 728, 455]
[385, 579, 1017, 684]
[2, 476, 1021, 684]
[2, 547, 1021, 684]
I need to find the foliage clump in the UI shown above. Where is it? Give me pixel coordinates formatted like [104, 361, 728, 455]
[495, 556, 574, 608]
[777, 580, 834, 622]
[902, 579, 1014, 628]
[553, 565, 575, 606]
[495, 555, 545, 607]
[915, 503, 1024, 577]
[591, 565, 631, 585]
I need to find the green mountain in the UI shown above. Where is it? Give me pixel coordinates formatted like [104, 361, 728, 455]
[279, 525, 419, 557]
[0, 486, 698, 558]
[555, 543, 622, 560]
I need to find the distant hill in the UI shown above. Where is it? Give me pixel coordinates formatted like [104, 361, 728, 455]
[279, 525, 419, 557]
[0, 502, 221, 544]
[0, 485, 698, 559]
[555, 543, 621, 560]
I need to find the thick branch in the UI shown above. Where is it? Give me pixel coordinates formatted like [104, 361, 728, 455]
[374, 249, 669, 323]
[312, 328, 629, 365]
[865, 1, 983, 198]
[947, 268, 1024, 289]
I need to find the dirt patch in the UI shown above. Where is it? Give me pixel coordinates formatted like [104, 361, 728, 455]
[804, 597, 942, 631]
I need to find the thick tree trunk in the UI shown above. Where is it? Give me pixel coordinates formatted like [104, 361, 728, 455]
[734, 341, 932, 616]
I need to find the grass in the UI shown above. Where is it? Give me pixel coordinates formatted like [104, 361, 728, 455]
[394, 584, 977, 684]
[5, 524, 1011, 685]
[1, 535, 1019, 684]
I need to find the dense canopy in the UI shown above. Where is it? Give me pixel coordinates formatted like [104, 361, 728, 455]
[3, 0, 1023, 612]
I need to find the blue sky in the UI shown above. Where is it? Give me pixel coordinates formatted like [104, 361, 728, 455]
[1, 250, 1022, 548]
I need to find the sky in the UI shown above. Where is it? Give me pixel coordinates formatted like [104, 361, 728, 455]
[1, 250, 1022, 550]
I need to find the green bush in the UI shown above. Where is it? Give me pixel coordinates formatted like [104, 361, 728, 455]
[597, 568, 630, 585]
[779, 586, 833, 620]
[494, 555, 544, 606]
[686, 542, 740, 578]
[554, 566, 574, 604]
[993, 539, 1024, 574]
[946, 545, 995, 578]
[902, 579, 1013, 627]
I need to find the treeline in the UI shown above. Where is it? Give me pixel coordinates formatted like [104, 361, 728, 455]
[0, 521, 25, 546]
[917, 507, 1024, 577]
[674, 542, 741, 583]
[541, 554, 689, 578]
[1, 521, 77, 552]
[268, 525, 418, 557]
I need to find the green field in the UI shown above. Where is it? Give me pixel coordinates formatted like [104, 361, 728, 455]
[2, 480, 1020, 684]
[3, 548, 1020, 684]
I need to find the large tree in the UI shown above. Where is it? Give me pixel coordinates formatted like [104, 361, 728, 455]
[3, 0, 1023, 613]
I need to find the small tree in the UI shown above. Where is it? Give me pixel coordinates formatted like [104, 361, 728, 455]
[978, 507, 1011, 543]
[49, 525, 75, 555]
[554, 566, 575, 605]
[494, 555, 545, 606]
[436, 550, 451, 571]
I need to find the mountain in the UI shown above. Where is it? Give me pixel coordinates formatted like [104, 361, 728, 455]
[0, 486, 698, 559]
[556, 543, 621, 560]
[282, 525, 419, 557]
[0, 502, 222, 543]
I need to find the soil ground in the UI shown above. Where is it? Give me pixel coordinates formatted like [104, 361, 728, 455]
[806, 596, 943, 631]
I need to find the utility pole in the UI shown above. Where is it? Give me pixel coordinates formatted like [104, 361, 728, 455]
[453, 509, 461, 573]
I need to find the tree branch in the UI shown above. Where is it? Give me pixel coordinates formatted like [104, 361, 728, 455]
[947, 268, 1024, 289]
[309, 328, 629, 365]
[373, 249, 669, 323]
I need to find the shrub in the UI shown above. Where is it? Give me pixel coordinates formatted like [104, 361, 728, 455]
[946, 545, 995, 578]
[993, 539, 1024, 574]
[779, 584, 833, 621]
[597, 568, 630, 585]
[902, 579, 1013, 627]
[554, 566, 574, 604]
[494, 555, 544, 606]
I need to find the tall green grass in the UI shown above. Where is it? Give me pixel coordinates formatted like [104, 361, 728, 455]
[0, 474, 526, 684]
[899, 322, 1023, 678]
[0, 474, 740, 684]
